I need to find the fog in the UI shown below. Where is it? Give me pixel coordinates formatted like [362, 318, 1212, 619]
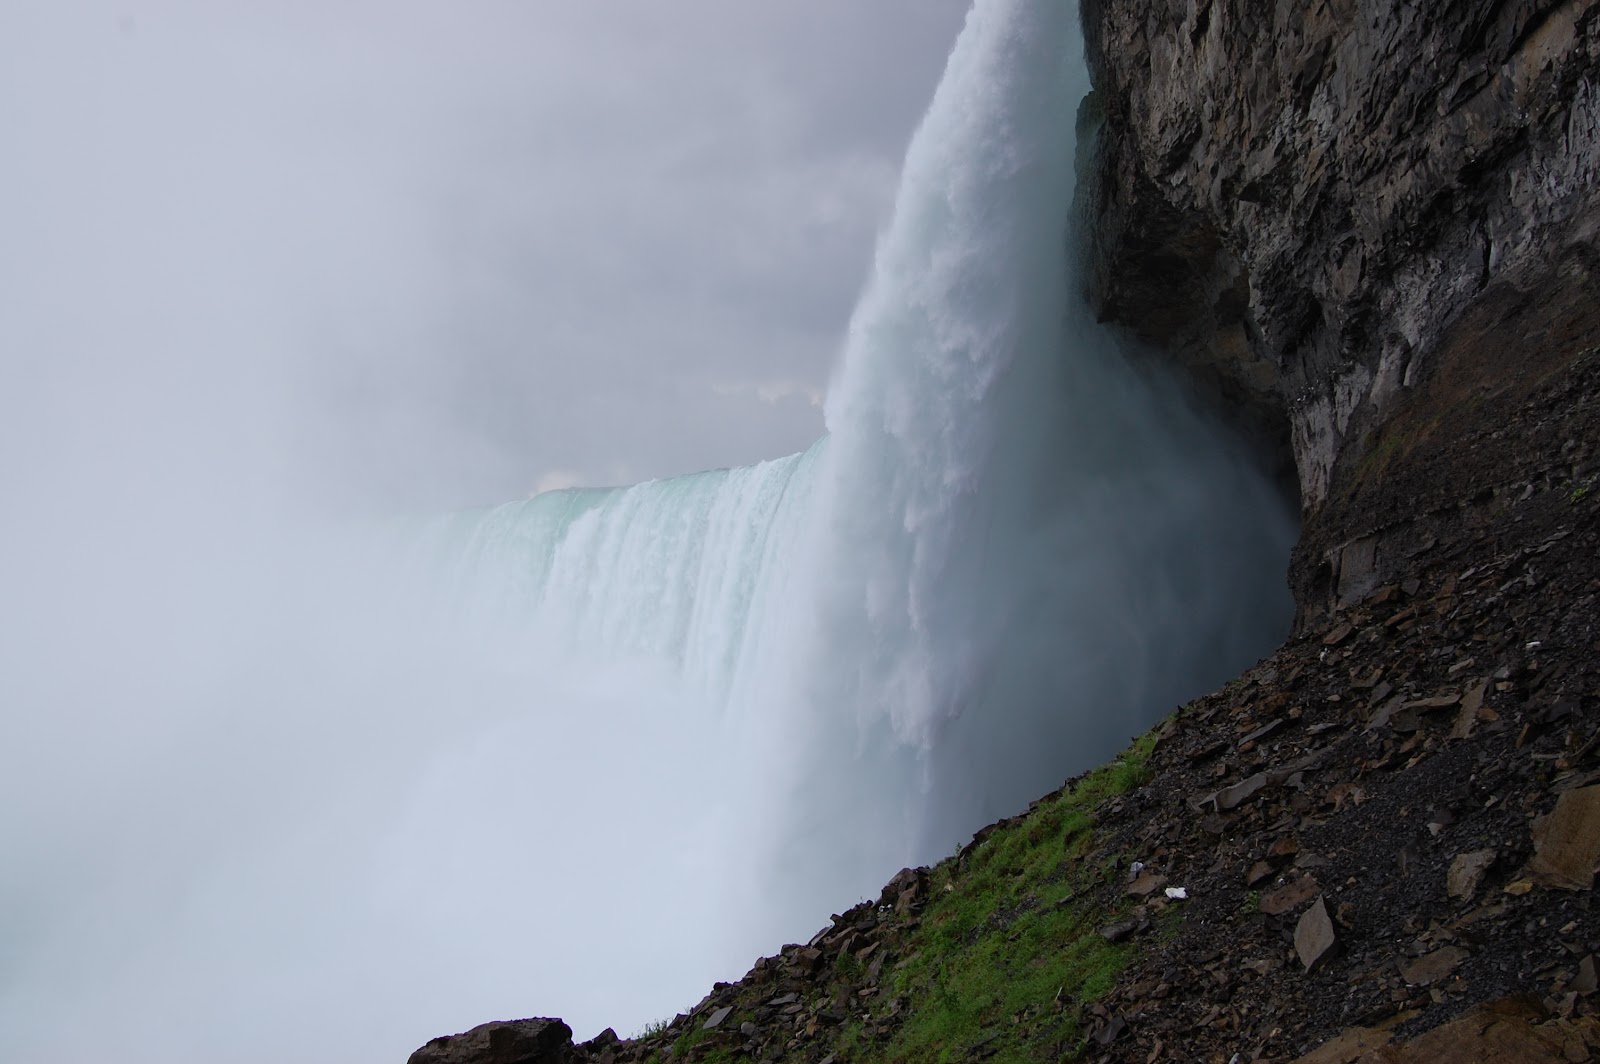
[0, 2, 968, 1060]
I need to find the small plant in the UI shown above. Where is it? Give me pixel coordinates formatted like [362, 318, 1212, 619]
[1571, 484, 1591, 505]
[1157, 903, 1186, 943]
[634, 1017, 673, 1040]
[836, 1019, 867, 1058]
[666, 1020, 723, 1062]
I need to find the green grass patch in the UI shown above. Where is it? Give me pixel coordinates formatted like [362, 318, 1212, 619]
[1346, 413, 1442, 498]
[639, 1012, 749, 1064]
[634, 731, 1165, 1064]
[856, 736, 1157, 1063]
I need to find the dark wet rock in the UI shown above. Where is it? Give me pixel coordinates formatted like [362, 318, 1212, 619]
[1082, 0, 1600, 624]
[880, 866, 930, 914]
[1090, 1015, 1127, 1047]
[1322, 624, 1355, 648]
[1400, 946, 1470, 987]
[790, 947, 824, 975]
[407, 1019, 573, 1064]
[1126, 872, 1167, 897]
[1100, 920, 1141, 944]
[1261, 876, 1321, 917]
[1573, 956, 1599, 996]
[1214, 773, 1267, 811]
[1451, 688, 1482, 740]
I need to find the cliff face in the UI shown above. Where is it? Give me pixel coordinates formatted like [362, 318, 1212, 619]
[1080, 0, 1599, 535]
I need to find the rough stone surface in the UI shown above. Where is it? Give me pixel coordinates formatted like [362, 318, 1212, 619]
[1448, 848, 1499, 901]
[1296, 896, 1339, 972]
[407, 1019, 573, 1064]
[1080, 0, 1600, 521]
[1528, 785, 1600, 889]
[1300, 995, 1600, 1062]
[1400, 946, 1470, 986]
[1288, 1024, 1393, 1064]
[1261, 875, 1322, 917]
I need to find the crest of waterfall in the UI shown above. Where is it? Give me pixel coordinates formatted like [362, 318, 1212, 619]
[418, 444, 823, 709]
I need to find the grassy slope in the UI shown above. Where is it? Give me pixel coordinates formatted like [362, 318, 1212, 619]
[879, 735, 1158, 1063]
[637, 732, 1165, 1064]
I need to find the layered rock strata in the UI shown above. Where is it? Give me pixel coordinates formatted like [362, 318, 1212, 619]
[1079, 0, 1599, 533]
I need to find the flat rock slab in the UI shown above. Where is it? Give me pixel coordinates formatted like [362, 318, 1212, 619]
[1295, 897, 1337, 972]
[1126, 872, 1168, 896]
[1261, 876, 1321, 916]
[1099, 919, 1140, 943]
[1366, 997, 1597, 1062]
[1399, 945, 1469, 986]
[1452, 679, 1489, 739]
[1288, 1024, 1393, 1064]
[408, 1018, 573, 1064]
[1528, 785, 1600, 890]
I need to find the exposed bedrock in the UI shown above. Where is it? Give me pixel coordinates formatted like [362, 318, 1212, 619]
[1079, 0, 1600, 608]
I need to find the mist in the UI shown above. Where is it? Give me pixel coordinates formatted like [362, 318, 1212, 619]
[1, 2, 1294, 1063]
[1, 1, 968, 1058]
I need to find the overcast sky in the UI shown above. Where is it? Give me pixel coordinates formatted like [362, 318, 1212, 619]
[2, 0, 972, 509]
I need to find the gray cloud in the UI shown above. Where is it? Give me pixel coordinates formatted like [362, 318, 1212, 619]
[1, 0, 968, 508]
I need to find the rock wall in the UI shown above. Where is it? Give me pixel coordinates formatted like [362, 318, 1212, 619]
[1079, 0, 1600, 521]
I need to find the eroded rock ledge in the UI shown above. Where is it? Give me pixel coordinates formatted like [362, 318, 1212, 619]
[1079, 0, 1599, 525]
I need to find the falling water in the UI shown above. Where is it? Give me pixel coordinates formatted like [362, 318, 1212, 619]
[427, 0, 1295, 986]
[0, 1, 1294, 1061]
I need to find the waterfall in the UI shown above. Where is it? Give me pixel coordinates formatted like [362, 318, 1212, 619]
[0, 1, 1294, 1061]
[423, 0, 1295, 996]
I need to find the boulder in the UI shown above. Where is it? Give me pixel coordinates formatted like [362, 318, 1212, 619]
[1528, 786, 1600, 890]
[1447, 849, 1498, 902]
[408, 1018, 573, 1064]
